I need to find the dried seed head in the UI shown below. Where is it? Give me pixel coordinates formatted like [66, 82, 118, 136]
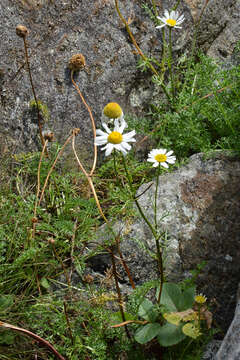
[72, 128, 81, 136]
[83, 274, 94, 283]
[48, 237, 55, 244]
[16, 25, 29, 38]
[68, 54, 86, 71]
[31, 217, 38, 223]
[42, 130, 55, 142]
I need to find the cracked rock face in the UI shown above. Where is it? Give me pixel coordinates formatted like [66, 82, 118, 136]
[0, 0, 239, 161]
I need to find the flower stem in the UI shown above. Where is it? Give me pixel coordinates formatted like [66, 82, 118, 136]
[168, 28, 175, 102]
[121, 155, 164, 302]
[154, 164, 160, 230]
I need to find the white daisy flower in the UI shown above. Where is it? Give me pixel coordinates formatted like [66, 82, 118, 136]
[101, 102, 124, 125]
[147, 148, 176, 168]
[156, 10, 185, 29]
[95, 118, 136, 157]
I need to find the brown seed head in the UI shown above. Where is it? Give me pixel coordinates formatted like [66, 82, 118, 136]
[16, 25, 29, 38]
[68, 54, 86, 71]
[31, 217, 38, 223]
[43, 130, 55, 142]
[72, 128, 81, 136]
[48, 237, 55, 245]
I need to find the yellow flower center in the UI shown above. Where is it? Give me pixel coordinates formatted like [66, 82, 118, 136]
[155, 154, 167, 162]
[108, 131, 123, 144]
[103, 102, 123, 119]
[166, 19, 177, 27]
[194, 295, 207, 304]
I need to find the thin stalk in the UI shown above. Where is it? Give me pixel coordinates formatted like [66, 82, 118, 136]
[32, 139, 48, 239]
[115, 0, 171, 103]
[72, 135, 136, 290]
[160, 27, 167, 82]
[113, 149, 120, 186]
[70, 70, 97, 176]
[154, 164, 160, 230]
[38, 132, 74, 206]
[183, 0, 210, 91]
[151, 0, 158, 17]
[23, 37, 46, 153]
[0, 321, 66, 360]
[156, 236, 164, 304]
[51, 242, 71, 289]
[168, 28, 175, 102]
[63, 301, 74, 345]
[173, 0, 181, 11]
[121, 154, 158, 239]
[115, 235, 135, 289]
[72, 134, 114, 233]
[122, 154, 164, 303]
[109, 249, 131, 339]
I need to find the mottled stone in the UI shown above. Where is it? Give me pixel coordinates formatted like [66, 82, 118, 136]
[215, 283, 240, 360]
[113, 152, 240, 334]
[0, 0, 239, 162]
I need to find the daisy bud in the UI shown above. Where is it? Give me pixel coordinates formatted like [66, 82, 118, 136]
[103, 102, 123, 120]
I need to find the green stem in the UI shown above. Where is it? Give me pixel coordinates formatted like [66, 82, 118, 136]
[121, 155, 158, 240]
[115, 0, 172, 104]
[154, 164, 160, 230]
[121, 154, 164, 302]
[168, 28, 175, 102]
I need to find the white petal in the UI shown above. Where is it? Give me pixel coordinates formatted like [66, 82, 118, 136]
[164, 9, 169, 18]
[95, 138, 107, 146]
[96, 129, 107, 136]
[118, 118, 127, 133]
[118, 146, 127, 155]
[158, 148, 167, 154]
[166, 150, 173, 156]
[114, 143, 124, 151]
[147, 158, 156, 163]
[102, 122, 111, 134]
[105, 143, 114, 156]
[167, 157, 176, 164]
[161, 162, 169, 168]
[123, 130, 136, 140]
[152, 162, 159, 167]
[121, 142, 131, 150]
[114, 118, 120, 132]
[156, 24, 166, 29]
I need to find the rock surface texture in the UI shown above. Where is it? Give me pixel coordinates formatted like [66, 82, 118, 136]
[108, 152, 240, 335]
[215, 283, 240, 359]
[0, 0, 239, 158]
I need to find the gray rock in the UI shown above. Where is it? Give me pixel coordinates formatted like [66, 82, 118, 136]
[107, 152, 240, 334]
[215, 283, 240, 360]
[202, 340, 222, 360]
[0, 0, 239, 162]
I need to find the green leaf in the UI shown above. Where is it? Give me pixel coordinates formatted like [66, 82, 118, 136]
[40, 278, 50, 289]
[135, 323, 162, 344]
[157, 323, 186, 346]
[179, 286, 196, 310]
[138, 299, 158, 322]
[110, 311, 135, 325]
[159, 283, 182, 311]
